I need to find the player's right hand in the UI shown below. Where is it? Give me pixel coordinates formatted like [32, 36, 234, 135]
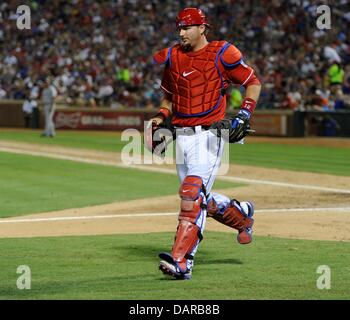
[150, 117, 164, 126]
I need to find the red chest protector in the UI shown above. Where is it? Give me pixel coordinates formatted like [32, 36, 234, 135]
[154, 41, 231, 117]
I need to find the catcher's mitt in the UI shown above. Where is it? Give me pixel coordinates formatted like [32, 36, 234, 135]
[210, 114, 253, 143]
[144, 118, 175, 157]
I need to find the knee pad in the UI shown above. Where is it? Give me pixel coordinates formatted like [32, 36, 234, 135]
[178, 175, 205, 224]
[207, 197, 219, 217]
[207, 193, 232, 217]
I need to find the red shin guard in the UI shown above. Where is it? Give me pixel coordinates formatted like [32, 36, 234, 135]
[171, 220, 200, 269]
[171, 176, 204, 265]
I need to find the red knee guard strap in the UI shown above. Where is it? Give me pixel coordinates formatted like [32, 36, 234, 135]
[207, 197, 219, 216]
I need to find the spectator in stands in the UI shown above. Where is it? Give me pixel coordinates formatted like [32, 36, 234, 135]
[228, 88, 243, 110]
[324, 41, 342, 64]
[308, 89, 331, 112]
[327, 60, 345, 110]
[83, 81, 97, 108]
[0, 85, 6, 99]
[286, 89, 303, 111]
[97, 80, 114, 107]
[328, 61, 345, 88]
[321, 115, 341, 137]
[343, 76, 350, 95]
[22, 92, 33, 128]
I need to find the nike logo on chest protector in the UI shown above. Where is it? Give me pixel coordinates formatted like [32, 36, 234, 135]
[182, 70, 195, 77]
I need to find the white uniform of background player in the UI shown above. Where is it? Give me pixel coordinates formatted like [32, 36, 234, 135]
[41, 79, 58, 137]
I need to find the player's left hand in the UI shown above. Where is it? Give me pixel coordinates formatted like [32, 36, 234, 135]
[210, 109, 253, 143]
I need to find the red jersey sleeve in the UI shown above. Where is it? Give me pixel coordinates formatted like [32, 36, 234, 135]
[153, 47, 173, 100]
[160, 67, 173, 100]
[220, 44, 260, 87]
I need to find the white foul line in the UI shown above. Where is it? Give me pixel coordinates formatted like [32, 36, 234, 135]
[1, 146, 350, 194]
[0, 212, 177, 224]
[1, 207, 350, 224]
[216, 176, 350, 194]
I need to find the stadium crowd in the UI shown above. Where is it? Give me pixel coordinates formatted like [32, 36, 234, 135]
[1, 0, 350, 111]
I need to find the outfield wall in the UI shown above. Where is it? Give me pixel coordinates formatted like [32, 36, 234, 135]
[0, 101, 349, 137]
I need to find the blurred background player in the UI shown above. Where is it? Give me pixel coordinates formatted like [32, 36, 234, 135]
[41, 77, 58, 138]
[150, 8, 261, 280]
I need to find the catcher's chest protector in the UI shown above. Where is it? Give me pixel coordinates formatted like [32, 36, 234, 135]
[167, 41, 227, 117]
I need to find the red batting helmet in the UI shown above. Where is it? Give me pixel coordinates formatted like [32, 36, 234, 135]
[175, 8, 209, 29]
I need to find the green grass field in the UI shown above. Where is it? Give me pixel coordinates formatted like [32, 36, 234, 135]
[230, 143, 350, 176]
[0, 130, 124, 153]
[0, 129, 349, 300]
[0, 232, 348, 300]
[0, 151, 238, 218]
[1, 130, 350, 176]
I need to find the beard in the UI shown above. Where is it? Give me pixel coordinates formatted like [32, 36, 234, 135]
[180, 40, 192, 51]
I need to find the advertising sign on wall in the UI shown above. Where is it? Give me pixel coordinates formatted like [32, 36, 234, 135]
[250, 114, 288, 136]
[54, 111, 145, 130]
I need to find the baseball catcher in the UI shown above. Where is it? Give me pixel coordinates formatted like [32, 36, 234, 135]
[149, 7, 261, 280]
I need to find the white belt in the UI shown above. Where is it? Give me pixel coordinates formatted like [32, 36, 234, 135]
[175, 125, 210, 134]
